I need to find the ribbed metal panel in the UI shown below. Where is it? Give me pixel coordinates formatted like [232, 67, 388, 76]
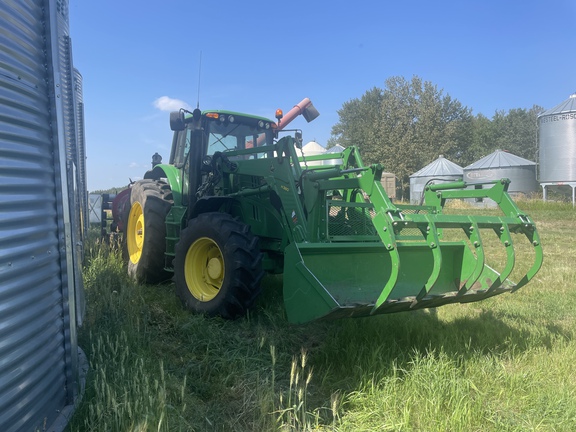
[540, 92, 576, 116]
[538, 94, 576, 183]
[410, 156, 463, 204]
[0, 1, 84, 431]
[73, 69, 88, 239]
[465, 149, 537, 170]
[463, 150, 538, 195]
[464, 166, 539, 194]
[53, 5, 85, 330]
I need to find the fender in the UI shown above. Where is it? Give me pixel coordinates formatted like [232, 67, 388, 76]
[144, 164, 183, 205]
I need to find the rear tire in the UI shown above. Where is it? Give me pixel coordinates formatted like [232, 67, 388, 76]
[174, 212, 264, 319]
[126, 179, 173, 283]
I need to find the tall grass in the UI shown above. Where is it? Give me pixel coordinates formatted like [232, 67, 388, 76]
[71, 202, 576, 431]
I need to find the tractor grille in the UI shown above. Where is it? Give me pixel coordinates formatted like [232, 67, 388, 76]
[327, 201, 377, 238]
[326, 202, 437, 240]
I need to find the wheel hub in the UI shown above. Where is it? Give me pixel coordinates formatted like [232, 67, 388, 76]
[184, 237, 224, 302]
[207, 257, 223, 280]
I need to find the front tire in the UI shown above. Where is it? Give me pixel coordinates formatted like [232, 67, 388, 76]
[126, 179, 173, 283]
[174, 212, 264, 319]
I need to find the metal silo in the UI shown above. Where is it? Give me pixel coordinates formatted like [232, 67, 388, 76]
[0, 1, 86, 431]
[323, 144, 345, 166]
[410, 155, 463, 204]
[463, 150, 538, 204]
[74, 69, 89, 240]
[538, 93, 576, 205]
[301, 140, 326, 167]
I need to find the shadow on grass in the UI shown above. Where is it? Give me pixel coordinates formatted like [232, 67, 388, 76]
[301, 302, 573, 396]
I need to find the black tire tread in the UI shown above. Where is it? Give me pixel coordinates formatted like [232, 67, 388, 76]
[174, 212, 264, 319]
[127, 179, 173, 283]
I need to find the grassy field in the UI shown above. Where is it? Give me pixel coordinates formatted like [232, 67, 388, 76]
[69, 201, 576, 431]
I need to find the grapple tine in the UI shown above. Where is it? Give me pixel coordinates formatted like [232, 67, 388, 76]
[412, 217, 443, 306]
[487, 223, 516, 292]
[371, 247, 400, 312]
[458, 220, 485, 295]
[511, 226, 543, 292]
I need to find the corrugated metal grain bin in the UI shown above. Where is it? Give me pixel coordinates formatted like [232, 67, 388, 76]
[463, 150, 538, 195]
[0, 1, 87, 431]
[73, 69, 88, 239]
[301, 141, 326, 167]
[538, 93, 576, 205]
[410, 155, 463, 204]
[538, 93, 576, 183]
[323, 144, 345, 166]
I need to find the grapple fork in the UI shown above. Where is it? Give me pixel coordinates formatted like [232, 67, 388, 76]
[282, 148, 543, 323]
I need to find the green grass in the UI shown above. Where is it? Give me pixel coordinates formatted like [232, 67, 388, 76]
[70, 202, 576, 431]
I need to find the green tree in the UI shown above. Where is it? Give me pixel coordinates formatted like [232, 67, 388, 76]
[468, 113, 496, 164]
[327, 87, 383, 150]
[466, 105, 544, 166]
[330, 76, 473, 195]
[490, 105, 543, 161]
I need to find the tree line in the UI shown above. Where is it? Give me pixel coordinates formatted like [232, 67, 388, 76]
[328, 75, 543, 196]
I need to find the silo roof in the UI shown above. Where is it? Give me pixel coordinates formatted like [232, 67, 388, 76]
[326, 144, 345, 154]
[539, 93, 576, 116]
[410, 155, 463, 178]
[464, 149, 536, 170]
[302, 141, 326, 154]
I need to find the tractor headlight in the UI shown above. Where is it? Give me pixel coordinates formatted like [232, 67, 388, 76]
[228, 115, 235, 123]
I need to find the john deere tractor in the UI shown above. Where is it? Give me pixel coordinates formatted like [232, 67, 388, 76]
[123, 98, 542, 324]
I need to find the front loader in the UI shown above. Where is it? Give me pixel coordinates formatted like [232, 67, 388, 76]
[123, 98, 542, 324]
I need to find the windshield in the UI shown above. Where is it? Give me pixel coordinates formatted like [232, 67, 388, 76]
[207, 120, 273, 155]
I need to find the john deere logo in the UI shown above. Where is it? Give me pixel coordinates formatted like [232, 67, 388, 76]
[467, 170, 494, 180]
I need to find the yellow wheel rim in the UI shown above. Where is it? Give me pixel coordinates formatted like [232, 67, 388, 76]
[184, 237, 224, 302]
[127, 202, 144, 264]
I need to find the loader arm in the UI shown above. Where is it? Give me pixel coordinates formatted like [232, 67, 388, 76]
[212, 141, 543, 323]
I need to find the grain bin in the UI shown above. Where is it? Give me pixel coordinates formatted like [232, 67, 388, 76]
[301, 140, 326, 166]
[324, 144, 345, 166]
[410, 155, 463, 204]
[0, 1, 87, 431]
[463, 150, 538, 199]
[302, 140, 326, 156]
[74, 69, 89, 238]
[538, 93, 576, 205]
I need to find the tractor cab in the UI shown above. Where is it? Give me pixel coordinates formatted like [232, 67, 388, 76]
[169, 108, 276, 166]
[167, 108, 279, 209]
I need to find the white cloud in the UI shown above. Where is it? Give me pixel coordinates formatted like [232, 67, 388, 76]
[153, 96, 192, 112]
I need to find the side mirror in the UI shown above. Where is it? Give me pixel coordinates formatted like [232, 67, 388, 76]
[295, 131, 303, 149]
[170, 111, 185, 131]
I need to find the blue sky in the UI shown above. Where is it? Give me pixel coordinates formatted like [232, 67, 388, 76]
[69, 0, 576, 191]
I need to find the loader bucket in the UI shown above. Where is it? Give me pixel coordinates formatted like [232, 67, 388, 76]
[283, 228, 542, 323]
[282, 177, 542, 324]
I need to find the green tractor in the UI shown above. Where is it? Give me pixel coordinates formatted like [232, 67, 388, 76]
[123, 98, 542, 324]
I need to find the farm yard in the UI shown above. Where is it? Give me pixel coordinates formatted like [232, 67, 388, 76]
[3, 2, 576, 431]
[69, 200, 576, 431]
